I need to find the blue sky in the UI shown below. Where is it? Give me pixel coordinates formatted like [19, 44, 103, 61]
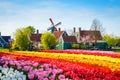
[0, 0, 120, 37]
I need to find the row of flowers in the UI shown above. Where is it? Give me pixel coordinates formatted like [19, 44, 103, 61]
[0, 54, 70, 80]
[14, 51, 120, 71]
[39, 50, 120, 58]
[1, 52, 120, 80]
[0, 66, 26, 80]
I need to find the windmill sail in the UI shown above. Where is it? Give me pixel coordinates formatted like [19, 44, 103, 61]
[47, 26, 54, 31]
[47, 18, 62, 33]
[54, 22, 61, 27]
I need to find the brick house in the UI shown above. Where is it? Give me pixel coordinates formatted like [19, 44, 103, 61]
[30, 30, 42, 49]
[72, 27, 108, 50]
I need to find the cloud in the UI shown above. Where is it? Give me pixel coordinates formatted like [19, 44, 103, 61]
[0, 0, 120, 36]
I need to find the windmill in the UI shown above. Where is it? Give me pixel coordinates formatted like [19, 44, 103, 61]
[47, 18, 61, 33]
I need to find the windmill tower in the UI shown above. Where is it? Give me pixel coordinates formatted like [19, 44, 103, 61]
[47, 18, 61, 33]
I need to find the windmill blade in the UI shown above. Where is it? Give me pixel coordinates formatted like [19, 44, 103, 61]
[54, 22, 61, 27]
[47, 26, 54, 31]
[49, 18, 54, 25]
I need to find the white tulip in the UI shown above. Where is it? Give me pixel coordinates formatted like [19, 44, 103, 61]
[22, 75, 26, 80]
[12, 77, 17, 80]
[18, 77, 23, 80]
[0, 73, 2, 77]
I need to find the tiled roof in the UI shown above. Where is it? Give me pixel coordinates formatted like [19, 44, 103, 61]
[30, 34, 42, 42]
[63, 36, 77, 43]
[79, 30, 102, 40]
[91, 40, 106, 43]
[53, 31, 64, 40]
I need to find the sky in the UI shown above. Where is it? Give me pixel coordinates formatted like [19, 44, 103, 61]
[0, 0, 120, 37]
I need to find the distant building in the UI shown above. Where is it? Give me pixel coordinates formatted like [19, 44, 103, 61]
[30, 27, 107, 50]
[72, 27, 108, 50]
[0, 32, 11, 48]
[30, 30, 42, 50]
[53, 28, 77, 50]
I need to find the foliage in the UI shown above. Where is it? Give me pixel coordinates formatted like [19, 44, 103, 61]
[103, 34, 120, 47]
[80, 44, 87, 49]
[72, 43, 88, 49]
[12, 26, 35, 50]
[41, 32, 58, 50]
[25, 26, 35, 34]
[72, 43, 79, 49]
[0, 48, 9, 52]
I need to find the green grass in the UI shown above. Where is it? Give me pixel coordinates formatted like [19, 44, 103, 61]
[0, 48, 10, 52]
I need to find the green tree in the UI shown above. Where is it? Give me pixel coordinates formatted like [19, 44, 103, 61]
[13, 26, 35, 50]
[25, 26, 35, 34]
[116, 37, 120, 45]
[103, 34, 120, 47]
[41, 32, 58, 50]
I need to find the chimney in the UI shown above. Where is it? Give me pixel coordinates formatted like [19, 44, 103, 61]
[78, 27, 81, 41]
[79, 27, 81, 32]
[37, 29, 39, 34]
[73, 27, 76, 33]
[58, 28, 61, 31]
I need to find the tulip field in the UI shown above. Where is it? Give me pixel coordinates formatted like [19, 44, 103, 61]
[0, 50, 120, 80]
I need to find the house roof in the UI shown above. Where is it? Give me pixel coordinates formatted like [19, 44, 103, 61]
[30, 34, 42, 42]
[53, 31, 65, 40]
[0, 36, 11, 43]
[79, 30, 102, 40]
[63, 36, 77, 43]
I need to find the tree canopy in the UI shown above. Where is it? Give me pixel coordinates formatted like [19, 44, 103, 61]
[103, 34, 120, 47]
[12, 26, 35, 50]
[41, 32, 58, 50]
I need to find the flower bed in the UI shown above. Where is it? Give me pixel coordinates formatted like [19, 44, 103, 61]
[14, 51, 120, 71]
[0, 50, 120, 80]
[0, 66, 26, 80]
[39, 50, 120, 58]
[0, 54, 71, 80]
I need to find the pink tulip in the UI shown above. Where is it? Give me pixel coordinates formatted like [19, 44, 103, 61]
[49, 74, 55, 80]
[58, 74, 65, 80]
[17, 65, 22, 70]
[23, 66, 31, 72]
[33, 62, 39, 67]
[43, 78, 48, 80]
[28, 72, 35, 79]
[3, 64, 8, 68]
